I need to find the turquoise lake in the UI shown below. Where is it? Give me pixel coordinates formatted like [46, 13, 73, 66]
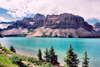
[0, 37, 100, 67]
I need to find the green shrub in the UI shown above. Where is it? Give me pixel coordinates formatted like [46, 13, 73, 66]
[10, 55, 29, 67]
[2, 47, 7, 51]
[2, 47, 14, 54]
[41, 63, 57, 67]
[27, 57, 38, 63]
[64, 64, 69, 67]
[9, 45, 16, 53]
[0, 46, 2, 49]
[0, 50, 3, 54]
[10, 55, 23, 64]
[21, 55, 27, 61]
[0, 55, 18, 67]
[23, 63, 28, 67]
[41, 63, 45, 67]
[27, 57, 41, 66]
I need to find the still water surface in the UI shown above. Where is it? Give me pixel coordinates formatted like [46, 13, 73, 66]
[0, 37, 100, 67]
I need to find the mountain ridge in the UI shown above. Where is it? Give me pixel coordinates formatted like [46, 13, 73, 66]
[1, 13, 100, 38]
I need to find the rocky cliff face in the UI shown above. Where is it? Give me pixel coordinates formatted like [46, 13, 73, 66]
[33, 13, 45, 21]
[1, 13, 100, 38]
[43, 13, 93, 31]
[7, 13, 45, 30]
[7, 18, 35, 29]
[93, 22, 100, 29]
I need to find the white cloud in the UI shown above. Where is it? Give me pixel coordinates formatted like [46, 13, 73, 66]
[0, 16, 11, 29]
[0, 24, 10, 29]
[0, 16, 10, 22]
[0, 0, 100, 20]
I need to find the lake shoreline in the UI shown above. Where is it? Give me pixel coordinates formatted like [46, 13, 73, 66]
[0, 37, 100, 67]
[3, 36, 100, 38]
[16, 48, 65, 66]
[2, 44, 65, 66]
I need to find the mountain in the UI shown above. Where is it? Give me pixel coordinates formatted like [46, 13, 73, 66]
[1, 13, 100, 38]
[0, 13, 45, 36]
[43, 13, 93, 30]
[0, 29, 3, 31]
[93, 22, 100, 34]
[6, 13, 45, 30]
[93, 22, 100, 29]
[33, 13, 45, 20]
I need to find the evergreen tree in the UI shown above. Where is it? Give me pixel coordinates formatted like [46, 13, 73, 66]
[82, 51, 90, 67]
[37, 48, 42, 61]
[64, 44, 79, 67]
[44, 47, 50, 62]
[49, 46, 58, 64]
[9, 45, 16, 53]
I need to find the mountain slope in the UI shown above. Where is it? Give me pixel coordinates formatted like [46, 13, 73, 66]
[27, 13, 99, 38]
[27, 27, 98, 38]
[6, 13, 45, 30]
[33, 13, 45, 21]
[42, 13, 93, 30]
[93, 22, 100, 34]
[1, 13, 100, 38]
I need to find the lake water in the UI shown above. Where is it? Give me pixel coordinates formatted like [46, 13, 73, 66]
[0, 37, 100, 67]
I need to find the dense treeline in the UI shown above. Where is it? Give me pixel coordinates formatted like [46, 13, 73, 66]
[37, 44, 90, 67]
[37, 46, 59, 66]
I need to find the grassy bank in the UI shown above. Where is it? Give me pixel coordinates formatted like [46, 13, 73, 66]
[0, 46, 29, 67]
[0, 45, 58, 67]
[0, 46, 18, 67]
[0, 54, 18, 67]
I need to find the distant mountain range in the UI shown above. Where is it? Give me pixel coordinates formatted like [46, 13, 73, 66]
[0, 13, 100, 38]
[0, 22, 15, 24]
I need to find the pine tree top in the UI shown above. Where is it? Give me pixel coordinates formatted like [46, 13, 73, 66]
[82, 51, 90, 67]
[64, 44, 79, 67]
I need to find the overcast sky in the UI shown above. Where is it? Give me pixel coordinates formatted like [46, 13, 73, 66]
[0, 0, 100, 24]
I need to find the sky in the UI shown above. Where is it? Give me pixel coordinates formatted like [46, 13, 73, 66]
[0, 0, 100, 25]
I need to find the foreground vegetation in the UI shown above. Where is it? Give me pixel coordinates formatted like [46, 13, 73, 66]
[0, 43, 90, 67]
[37, 44, 90, 67]
[0, 44, 57, 67]
[0, 46, 18, 67]
[0, 54, 18, 67]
